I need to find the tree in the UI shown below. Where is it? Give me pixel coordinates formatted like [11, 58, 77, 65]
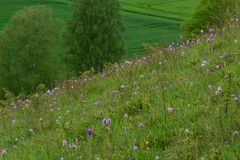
[182, 0, 238, 39]
[66, 0, 124, 73]
[0, 5, 58, 97]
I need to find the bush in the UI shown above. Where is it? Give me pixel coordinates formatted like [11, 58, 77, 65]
[182, 0, 239, 39]
[0, 5, 58, 97]
[66, 0, 124, 74]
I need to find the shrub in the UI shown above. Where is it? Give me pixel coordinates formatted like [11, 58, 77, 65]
[66, 0, 124, 74]
[0, 5, 58, 97]
[182, 0, 239, 39]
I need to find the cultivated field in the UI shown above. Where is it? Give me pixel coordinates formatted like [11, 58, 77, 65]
[0, 0, 201, 55]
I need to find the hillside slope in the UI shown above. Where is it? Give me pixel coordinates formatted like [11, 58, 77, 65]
[1, 21, 240, 159]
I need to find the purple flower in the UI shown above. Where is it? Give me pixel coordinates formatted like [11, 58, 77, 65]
[102, 118, 111, 126]
[167, 107, 173, 113]
[1, 149, 7, 158]
[63, 140, 67, 146]
[87, 128, 93, 137]
[99, 110, 104, 115]
[71, 144, 77, 150]
[112, 90, 119, 95]
[13, 145, 17, 150]
[220, 53, 228, 59]
[124, 113, 128, 118]
[29, 128, 33, 134]
[94, 101, 101, 106]
[139, 122, 144, 128]
[133, 146, 139, 151]
[201, 60, 208, 67]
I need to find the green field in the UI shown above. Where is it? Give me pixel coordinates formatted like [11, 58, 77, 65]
[0, 0, 202, 56]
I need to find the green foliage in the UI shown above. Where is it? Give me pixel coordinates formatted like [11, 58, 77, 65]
[0, 5, 58, 97]
[182, 0, 239, 39]
[66, 0, 124, 73]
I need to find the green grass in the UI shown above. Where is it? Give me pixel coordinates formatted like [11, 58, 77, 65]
[1, 21, 240, 159]
[0, 0, 202, 56]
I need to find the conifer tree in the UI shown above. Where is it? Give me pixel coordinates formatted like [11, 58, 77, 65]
[67, 0, 124, 73]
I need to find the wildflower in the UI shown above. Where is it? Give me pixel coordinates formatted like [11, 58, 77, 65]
[124, 113, 128, 118]
[13, 104, 17, 110]
[133, 146, 139, 151]
[12, 119, 16, 125]
[200, 29, 204, 33]
[1, 149, 7, 158]
[145, 141, 149, 145]
[201, 60, 208, 67]
[215, 90, 221, 96]
[208, 85, 213, 90]
[234, 39, 238, 44]
[63, 140, 67, 146]
[87, 128, 93, 137]
[209, 28, 214, 33]
[207, 33, 214, 42]
[155, 155, 160, 160]
[234, 96, 239, 101]
[217, 86, 222, 92]
[57, 107, 61, 111]
[13, 145, 17, 150]
[216, 65, 220, 69]
[60, 157, 64, 160]
[232, 131, 239, 136]
[139, 122, 144, 128]
[220, 53, 228, 59]
[167, 107, 173, 113]
[112, 90, 119, 95]
[99, 110, 104, 115]
[121, 84, 126, 89]
[71, 144, 77, 150]
[29, 128, 33, 134]
[26, 99, 32, 103]
[184, 128, 190, 134]
[125, 60, 133, 65]
[102, 118, 111, 126]
[50, 108, 54, 113]
[94, 101, 101, 106]
[47, 90, 52, 95]
[39, 117, 43, 122]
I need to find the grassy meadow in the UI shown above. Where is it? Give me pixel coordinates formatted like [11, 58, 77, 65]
[1, 19, 240, 159]
[0, 0, 202, 56]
